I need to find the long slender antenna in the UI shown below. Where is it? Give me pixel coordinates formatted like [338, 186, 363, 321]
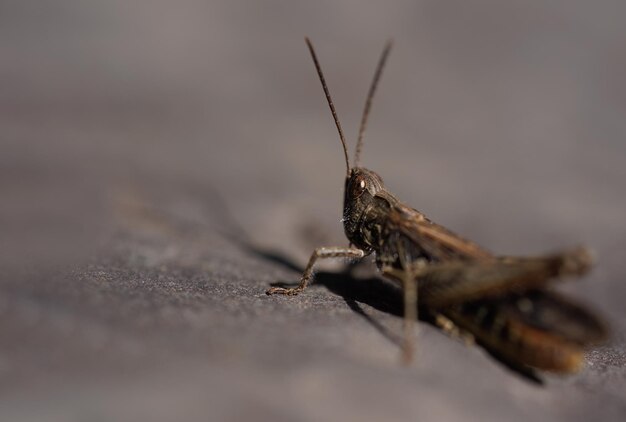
[354, 39, 393, 168]
[305, 37, 351, 176]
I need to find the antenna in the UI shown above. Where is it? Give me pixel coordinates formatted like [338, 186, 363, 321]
[354, 39, 393, 168]
[305, 37, 351, 176]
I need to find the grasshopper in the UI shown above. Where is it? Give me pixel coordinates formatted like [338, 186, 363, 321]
[267, 38, 607, 374]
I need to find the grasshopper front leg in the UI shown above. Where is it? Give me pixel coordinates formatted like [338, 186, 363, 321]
[266, 246, 365, 295]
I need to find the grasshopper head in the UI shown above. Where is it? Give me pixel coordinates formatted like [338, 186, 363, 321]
[342, 167, 385, 249]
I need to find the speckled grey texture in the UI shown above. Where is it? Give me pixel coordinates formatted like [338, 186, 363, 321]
[1, 2, 625, 421]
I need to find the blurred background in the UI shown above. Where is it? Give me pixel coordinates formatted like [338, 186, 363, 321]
[1, 1, 625, 421]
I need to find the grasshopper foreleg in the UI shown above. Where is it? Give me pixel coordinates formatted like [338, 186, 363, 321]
[266, 246, 365, 295]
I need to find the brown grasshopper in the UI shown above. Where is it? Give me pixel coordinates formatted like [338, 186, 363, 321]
[267, 38, 607, 374]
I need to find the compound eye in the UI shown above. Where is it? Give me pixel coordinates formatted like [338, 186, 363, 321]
[351, 176, 367, 197]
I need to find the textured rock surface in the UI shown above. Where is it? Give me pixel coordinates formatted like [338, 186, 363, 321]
[1, 2, 625, 421]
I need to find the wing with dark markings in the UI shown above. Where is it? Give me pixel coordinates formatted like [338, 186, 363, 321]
[387, 204, 492, 261]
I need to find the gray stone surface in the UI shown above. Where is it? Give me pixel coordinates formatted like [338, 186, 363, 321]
[1, 1, 625, 421]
